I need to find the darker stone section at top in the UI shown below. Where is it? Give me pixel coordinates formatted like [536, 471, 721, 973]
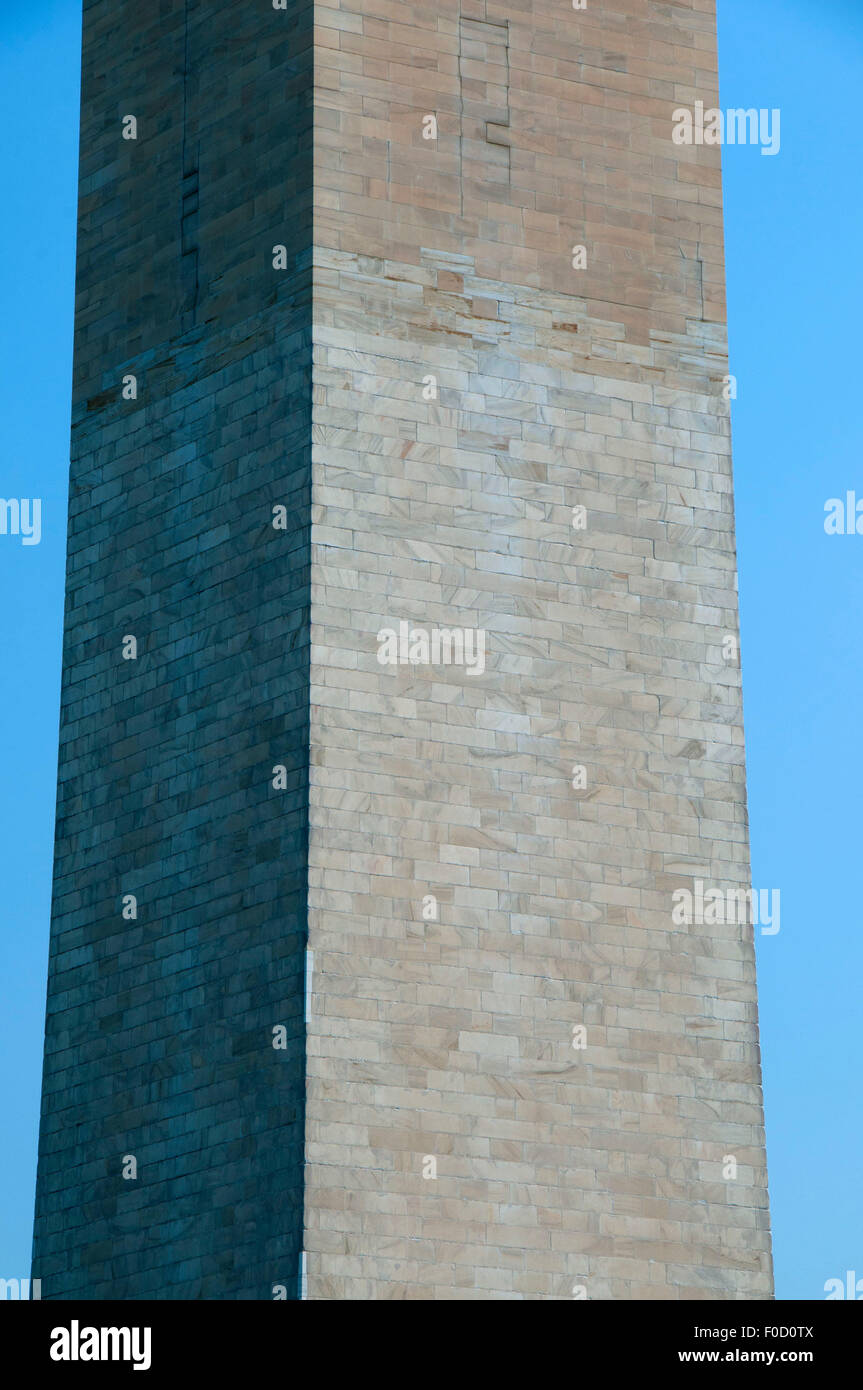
[32, 0, 313, 1299]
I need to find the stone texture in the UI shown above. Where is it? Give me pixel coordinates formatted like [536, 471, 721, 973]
[304, 0, 772, 1300]
[34, 0, 772, 1301]
[32, 0, 313, 1299]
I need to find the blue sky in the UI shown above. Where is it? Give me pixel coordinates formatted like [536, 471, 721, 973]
[718, 0, 863, 1300]
[0, 0, 860, 1300]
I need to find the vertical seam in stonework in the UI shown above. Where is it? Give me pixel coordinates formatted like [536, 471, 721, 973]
[459, 8, 512, 214]
[180, 0, 199, 324]
[457, 8, 465, 218]
[679, 241, 706, 322]
[489, 19, 512, 184]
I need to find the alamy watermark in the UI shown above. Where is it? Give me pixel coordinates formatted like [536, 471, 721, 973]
[377, 620, 486, 676]
[0, 1276, 41, 1299]
[50, 1322, 151, 1371]
[672, 102, 780, 156]
[0, 497, 41, 545]
[824, 1271, 863, 1300]
[672, 881, 780, 935]
[824, 493, 863, 534]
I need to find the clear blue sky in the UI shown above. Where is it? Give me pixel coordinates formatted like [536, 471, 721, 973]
[1, 0, 860, 1300]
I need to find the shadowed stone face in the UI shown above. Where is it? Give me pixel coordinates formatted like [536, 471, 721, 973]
[32, 0, 312, 1301]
